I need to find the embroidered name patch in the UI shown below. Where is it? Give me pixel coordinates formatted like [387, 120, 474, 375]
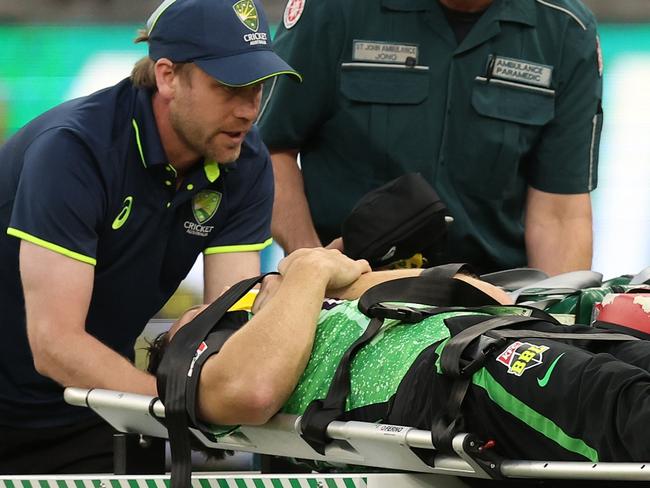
[352, 40, 418, 65]
[490, 56, 553, 88]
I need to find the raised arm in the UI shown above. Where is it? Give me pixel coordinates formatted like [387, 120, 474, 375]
[196, 249, 370, 425]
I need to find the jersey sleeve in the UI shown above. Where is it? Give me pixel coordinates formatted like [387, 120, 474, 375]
[7, 128, 106, 265]
[203, 149, 274, 254]
[257, 0, 346, 149]
[528, 20, 603, 194]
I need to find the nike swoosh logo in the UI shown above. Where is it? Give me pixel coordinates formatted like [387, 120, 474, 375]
[537, 353, 565, 387]
[112, 196, 133, 230]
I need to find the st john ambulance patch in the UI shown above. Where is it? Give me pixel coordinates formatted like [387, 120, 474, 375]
[283, 0, 305, 29]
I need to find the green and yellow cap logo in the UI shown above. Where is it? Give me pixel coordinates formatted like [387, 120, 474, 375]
[233, 0, 259, 32]
[192, 190, 222, 224]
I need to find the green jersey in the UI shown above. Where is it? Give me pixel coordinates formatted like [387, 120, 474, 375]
[282, 299, 460, 414]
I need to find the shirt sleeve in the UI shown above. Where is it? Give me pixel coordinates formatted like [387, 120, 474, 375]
[203, 147, 274, 254]
[257, 0, 346, 149]
[528, 20, 603, 194]
[7, 128, 105, 265]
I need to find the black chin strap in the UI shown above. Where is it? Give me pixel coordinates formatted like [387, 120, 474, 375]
[156, 273, 276, 488]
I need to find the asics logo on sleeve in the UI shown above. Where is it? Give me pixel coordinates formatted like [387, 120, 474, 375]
[537, 353, 565, 388]
[112, 196, 133, 230]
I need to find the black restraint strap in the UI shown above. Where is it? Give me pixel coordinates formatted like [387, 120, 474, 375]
[300, 273, 499, 454]
[420, 263, 476, 280]
[492, 329, 639, 342]
[440, 315, 541, 378]
[431, 314, 640, 454]
[156, 273, 276, 488]
[300, 315, 385, 454]
[359, 272, 500, 318]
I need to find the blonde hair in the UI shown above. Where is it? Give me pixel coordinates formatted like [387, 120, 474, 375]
[131, 29, 157, 89]
[131, 57, 157, 89]
[131, 29, 194, 90]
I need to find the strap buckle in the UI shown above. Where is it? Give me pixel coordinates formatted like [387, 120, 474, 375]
[456, 336, 506, 378]
[367, 303, 429, 323]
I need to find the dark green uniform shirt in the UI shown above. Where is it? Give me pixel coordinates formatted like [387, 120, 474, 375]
[259, 0, 603, 272]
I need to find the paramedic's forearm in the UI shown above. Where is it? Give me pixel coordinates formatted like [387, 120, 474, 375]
[270, 149, 322, 252]
[525, 188, 593, 275]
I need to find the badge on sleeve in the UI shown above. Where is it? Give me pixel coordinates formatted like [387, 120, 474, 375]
[596, 34, 604, 77]
[283, 0, 305, 29]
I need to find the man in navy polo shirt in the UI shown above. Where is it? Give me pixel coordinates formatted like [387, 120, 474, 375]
[0, 0, 300, 474]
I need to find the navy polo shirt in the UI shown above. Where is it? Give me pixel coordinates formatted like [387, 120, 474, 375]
[0, 78, 273, 428]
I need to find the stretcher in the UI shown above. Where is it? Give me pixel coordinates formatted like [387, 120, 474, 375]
[34, 387, 650, 486]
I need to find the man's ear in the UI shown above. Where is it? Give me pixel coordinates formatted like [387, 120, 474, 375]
[154, 58, 176, 100]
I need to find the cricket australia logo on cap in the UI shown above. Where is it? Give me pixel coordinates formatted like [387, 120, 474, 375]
[184, 190, 222, 237]
[233, 0, 259, 30]
[233, 0, 268, 45]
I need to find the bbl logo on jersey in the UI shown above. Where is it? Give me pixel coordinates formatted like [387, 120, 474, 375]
[496, 341, 549, 377]
[233, 0, 259, 31]
[185, 190, 222, 237]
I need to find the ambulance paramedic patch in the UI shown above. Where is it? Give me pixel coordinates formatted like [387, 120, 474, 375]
[283, 0, 305, 29]
[489, 56, 553, 88]
[496, 341, 550, 376]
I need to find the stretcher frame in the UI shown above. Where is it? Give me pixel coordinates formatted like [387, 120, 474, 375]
[38, 387, 650, 485]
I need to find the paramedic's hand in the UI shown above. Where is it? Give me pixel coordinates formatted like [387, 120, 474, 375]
[279, 248, 370, 290]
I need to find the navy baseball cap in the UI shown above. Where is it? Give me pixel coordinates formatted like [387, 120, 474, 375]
[146, 0, 301, 86]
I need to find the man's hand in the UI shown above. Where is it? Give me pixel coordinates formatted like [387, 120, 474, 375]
[278, 248, 371, 290]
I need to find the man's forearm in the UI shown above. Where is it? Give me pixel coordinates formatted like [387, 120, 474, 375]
[31, 327, 156, 395]
[197, 257, 329, 425]
[526, 217, 592, 275]
[270, 150, 321, 252]
[20, 241, 157, 397]
[525, 189, 593, 275]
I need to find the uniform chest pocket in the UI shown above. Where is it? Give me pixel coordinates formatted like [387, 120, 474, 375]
[448, 78, 555, 200]
[338, 64, 431, 182]
[340, 64, 430, 104]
